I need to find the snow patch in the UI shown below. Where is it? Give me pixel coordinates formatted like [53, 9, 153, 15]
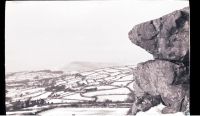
[136, 103, 185, 116]
[83, 88, 130, 96]
[31, 92, 52, 100]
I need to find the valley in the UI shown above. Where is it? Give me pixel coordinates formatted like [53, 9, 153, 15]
[6, 65, 136, 115]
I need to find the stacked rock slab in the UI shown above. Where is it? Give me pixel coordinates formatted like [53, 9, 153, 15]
[128, 7, 189, 115]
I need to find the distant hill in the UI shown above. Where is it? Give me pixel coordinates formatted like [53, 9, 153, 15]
[60, 61, 121, 73]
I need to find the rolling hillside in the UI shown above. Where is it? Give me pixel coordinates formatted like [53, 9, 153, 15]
[6, 65, 136, 115]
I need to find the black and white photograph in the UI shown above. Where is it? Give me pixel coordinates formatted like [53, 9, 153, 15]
[5, 0, 189, 115]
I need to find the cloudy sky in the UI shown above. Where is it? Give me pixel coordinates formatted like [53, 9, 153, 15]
[5, 0, 189, 72]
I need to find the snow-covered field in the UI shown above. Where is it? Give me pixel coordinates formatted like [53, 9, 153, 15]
[38, 108, 130, 116]
[111, 81, 131, 86]
[63, 93, 95, 101]
[96, 85, 118, 90]
[83, 88, 130, 96]
[96, 95, 129, 102]
[136, 103, 185, 116]
[37, 103, 186, 116]
[6, 67, 133, 104]
[32, 92, 52, 100]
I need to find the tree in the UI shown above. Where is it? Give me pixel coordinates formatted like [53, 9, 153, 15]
[13, 100, 22, 110]
[71, 103, 78, 107]
[25, 99, 30, 107]
[105, 99, 112, 103]
[40, 99, 45, 105]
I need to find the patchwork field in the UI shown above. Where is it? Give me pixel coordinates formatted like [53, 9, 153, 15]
[6, 65, 136, 115]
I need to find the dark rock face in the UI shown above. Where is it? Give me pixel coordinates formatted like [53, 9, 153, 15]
[133, 60, 186, 96]
[130, 93, 161, 115]
[131, 60, 188, 114]
[128, 7, 190, 115]
[129, 7, 189, 63]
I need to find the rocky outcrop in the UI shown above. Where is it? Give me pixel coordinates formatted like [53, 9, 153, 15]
[131, 60, 188, 115]
[129, 7, 189, 66]
[128, 7, 190, 115]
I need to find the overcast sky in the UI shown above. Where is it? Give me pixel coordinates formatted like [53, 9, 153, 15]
[5, 0, 189, 72]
